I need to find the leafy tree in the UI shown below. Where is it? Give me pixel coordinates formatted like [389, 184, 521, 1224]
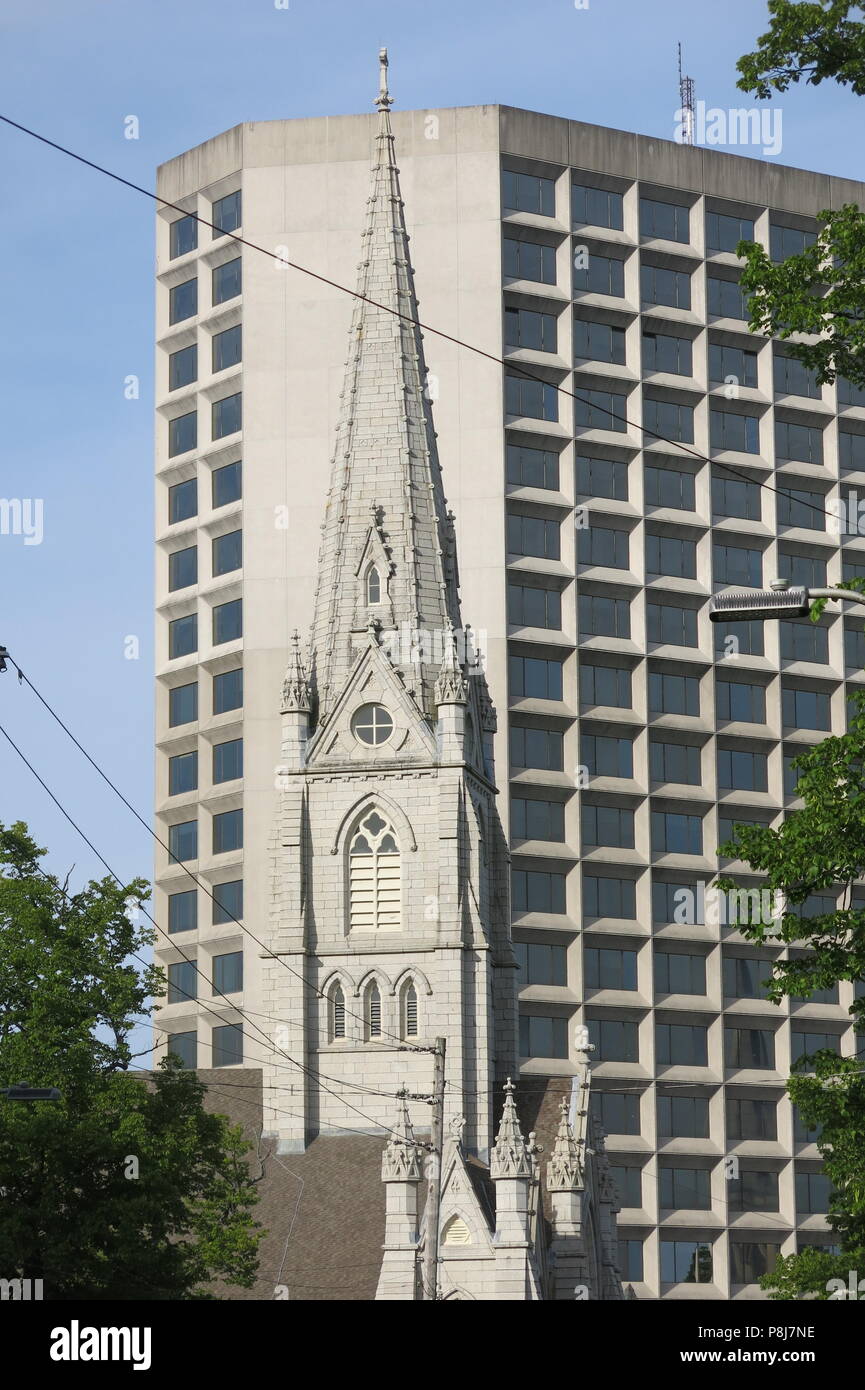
[735, 3, 865, 388]
[718, 691, 865, 1298]
[0, 822, 263, 1299]
[737, 1, 865, 97]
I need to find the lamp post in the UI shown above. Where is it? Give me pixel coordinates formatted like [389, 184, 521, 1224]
[709, 579, 865, 624]
[1, 1081, 62, 1101]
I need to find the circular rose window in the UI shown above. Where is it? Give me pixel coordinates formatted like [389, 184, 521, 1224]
[351, 703, 394, 746]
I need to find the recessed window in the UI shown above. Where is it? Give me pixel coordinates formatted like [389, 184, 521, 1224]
[706, 211, 754, 253]
[169, 343, 197, 391]
[170, 215, 197, 260]
[168, 889, 197, 933]
[502, 169, 554, 217]
[213, 599, 242, 645]
[169, 749, 198, 796]
[708, 275, 749, 320]
[212, 879, 242, 924]
[169, 278, 198, 324]
[595, 1091, 640, 1134]
[509, 654, 563, 700]
[505, 373, 558, 421]
[519, 1014, 569, 1058]
[366, 566, 381, 604]
[366, 983, 383, 1038]
[640, 264, 691, 310]
[505, 306, 557, 353]
[168, 819, 197, 863]
[213, 393, 241, 440]
[166, 1030, 196, 1067]
[508, 443, 560, 490]
[640, 197, 689, 243]
[576, 454, 627, 500]
[213, 808, 242, 855]
[212, 190, 241, 238]
[574, 253, 625, 298]
[329, 983, 346, 1040]
[213, 738, 243, 783]
[168, 960, 197, 1004]
[351, 704, 393, 746]
[661, 1240, 713, 1284]
[658, 1095, 709, 1138]
[659, 1166, 710, 1209]
[169, 681, 198, 726]
[212, 1023, 243, 1066]
[169, 477, 197, 524]
[503, 236, 556, 284]
[168, 613, 197, 660]
[168, 545, 197, 591]
[213, 460, 242, 508]
[212, 258, 241, 305]
[575, 388, 628, 433]
[213, 530, 242, 576]
[587, 1017, 638, 1062]
[168, 411, 197, 457]
[511, 869, 566, 914]
[514, 940, 567, 985]
[572, 182, 623, 230]
[213, 324, 242, 373]
[213, 668, 242, 714]
[725, 1026, 775, 1068]
[213, 950, 243, 995]
[349, 811, 401, 932]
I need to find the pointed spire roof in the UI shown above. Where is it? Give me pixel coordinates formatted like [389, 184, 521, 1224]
[434, 619, 468, 706]
[546, 1097, 583, 1192]
[309, 49, 460, 724]
[490, 1078, 532, 1180]
[381, 1088, 424, 1181]
[281, 630, 311, 713]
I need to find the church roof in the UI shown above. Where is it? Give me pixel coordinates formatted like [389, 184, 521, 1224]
[309, 49, 461, 723]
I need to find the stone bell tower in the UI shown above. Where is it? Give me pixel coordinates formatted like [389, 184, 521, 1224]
[263, 49, 517, 1156]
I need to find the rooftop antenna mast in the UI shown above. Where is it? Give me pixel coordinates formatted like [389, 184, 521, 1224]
[678, 42, 695, 145]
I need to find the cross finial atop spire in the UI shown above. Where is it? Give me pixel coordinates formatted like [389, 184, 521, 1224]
[375, 47, 392, 110]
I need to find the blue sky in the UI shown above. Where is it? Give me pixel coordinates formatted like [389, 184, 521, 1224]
[0, 0, 861, 902]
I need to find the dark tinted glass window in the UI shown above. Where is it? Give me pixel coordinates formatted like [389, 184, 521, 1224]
[170, 215, 197, 259]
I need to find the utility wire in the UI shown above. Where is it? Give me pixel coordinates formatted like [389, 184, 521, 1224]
[1, 651, 422, 1053]
[0, 720, 430, 1142]
[0, 111, 848, 533]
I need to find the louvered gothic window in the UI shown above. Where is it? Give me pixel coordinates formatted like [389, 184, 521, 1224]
[329, 982, 346, 1041]
[349, 809, 401, 930]
[402, 980, 418, 1038]
[366, 565, 382, 604]
[366, 982, 383, 1039]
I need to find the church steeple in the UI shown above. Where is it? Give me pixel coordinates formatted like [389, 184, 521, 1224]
[309, 48, 460, 724]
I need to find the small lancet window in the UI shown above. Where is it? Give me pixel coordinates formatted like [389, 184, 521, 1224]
[402, 981, 418, 1038]
[330, 983, 346, 1040]
[366, 982, 382, 1039]
[366, 565, 382, 605]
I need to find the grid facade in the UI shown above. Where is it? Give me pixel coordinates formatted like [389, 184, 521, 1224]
[154, 178, 246, 1077]
[152, 105, 865, 1299]
[501, 152, 862, 1298]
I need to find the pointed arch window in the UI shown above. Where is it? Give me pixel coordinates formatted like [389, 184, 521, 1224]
[349, 809, 401, 931]
[329, 982, 346, 1041]
[365, 982, 382, 1039]
[401, 979, 419, 1038]
[366, 565, 382, 605]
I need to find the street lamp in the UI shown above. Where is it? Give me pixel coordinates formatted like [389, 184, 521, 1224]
[710, 579, 865, 624]
[1, 1081, 62, 1101]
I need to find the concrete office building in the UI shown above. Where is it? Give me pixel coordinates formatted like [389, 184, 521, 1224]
[153, 77, 863, 1298]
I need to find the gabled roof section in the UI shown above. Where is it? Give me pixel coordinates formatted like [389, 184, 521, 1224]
[309, 49, 460, 725]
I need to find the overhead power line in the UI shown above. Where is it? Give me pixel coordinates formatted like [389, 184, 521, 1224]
[0, 110, 847, 532]
[0, 719, 430, 1143]
[1, 651, 420, 1052]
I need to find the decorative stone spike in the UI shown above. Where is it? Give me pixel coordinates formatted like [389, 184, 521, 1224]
[281, 631, 311, 714]
[490, 1078, 532, 1179]
[547, 1098, 583, 1192]
[381, 1089, 423, 1181]
[435, 619, 468, 705]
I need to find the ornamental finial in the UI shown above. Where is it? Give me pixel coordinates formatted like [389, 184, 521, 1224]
[375, 47, 392, 110]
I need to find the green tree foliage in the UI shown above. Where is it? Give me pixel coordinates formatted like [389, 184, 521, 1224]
[737, 1, 865, 97]
[0, 822, 263, 1299]
[718, 693, 865, 1297]
[735, 4, 865, 387]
